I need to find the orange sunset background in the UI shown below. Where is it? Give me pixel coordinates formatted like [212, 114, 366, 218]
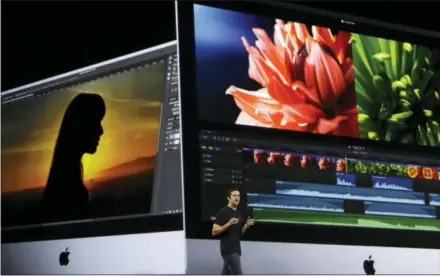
[2, 62, 167, 226]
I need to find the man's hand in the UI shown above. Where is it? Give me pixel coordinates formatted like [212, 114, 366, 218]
[246, 217, 255, 227]
[228, 217, 239, 226]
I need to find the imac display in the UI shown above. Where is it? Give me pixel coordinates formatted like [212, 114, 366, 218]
[1, 41, 185, 274]
[176, 1, 440, 274]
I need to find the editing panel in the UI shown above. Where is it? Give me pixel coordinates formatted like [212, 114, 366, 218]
[152, 53, 182, 214]
[199, 130, 440, 232]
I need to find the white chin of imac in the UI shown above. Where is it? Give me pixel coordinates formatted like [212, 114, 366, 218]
[1, 231, 186, 274]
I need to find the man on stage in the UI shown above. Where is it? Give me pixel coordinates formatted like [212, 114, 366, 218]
[212, 188, 255, 275]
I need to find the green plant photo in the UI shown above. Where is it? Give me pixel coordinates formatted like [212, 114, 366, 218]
[352, 33, 440, 147]
[346, 159, 407, 177]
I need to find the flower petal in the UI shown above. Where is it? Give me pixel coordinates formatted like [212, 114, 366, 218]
[280, 120, 313, 132]
[344, 113, 359, 137]
[247, 53, 272, 86]
[284, 43, 294, 79]
[235, 111, 271, 128]
[332, 31, 351, 64]
[336, 84, 356, 111]
[315, 115, 347, 134]
[274, 19, 287, 52]
[242, 37, 275, 86]
[226, 86, 282, 125]
[329, 113, 359, 137]
[293, 23, 311, 43]
[334, 89, 358, 137]
[342, 57, 354, 83]
[267, 77, 304, 106]
[242, 37, 265, 62]
[253, 28, 290, 85]
[312, 26, 334, 46]
[338, 105, 357, 116]
[285, 23, 302, 50]
[281, 103, 325, 125]
[304, 39, 346, 104]
[292, 81, 321, 106]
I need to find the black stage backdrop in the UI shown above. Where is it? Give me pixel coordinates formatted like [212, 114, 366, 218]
[2, 1, 440, 91]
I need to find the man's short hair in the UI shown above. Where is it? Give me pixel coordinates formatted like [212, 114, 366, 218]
[227, 188, 240, 197]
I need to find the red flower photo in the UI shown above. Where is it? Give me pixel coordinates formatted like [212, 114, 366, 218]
[420, 167, 439, 181]
[226, 20, 358, 137]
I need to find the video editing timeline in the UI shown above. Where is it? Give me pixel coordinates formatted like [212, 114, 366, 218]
[199, 130, 440, 231]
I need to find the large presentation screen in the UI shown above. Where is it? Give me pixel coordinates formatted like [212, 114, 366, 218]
[176, 1, 440, 249]
[193, 4, 440, 150]
[1, 42, 183, 243]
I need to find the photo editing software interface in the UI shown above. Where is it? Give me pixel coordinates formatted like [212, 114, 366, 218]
[1, 44, 183, 243]
[200, 130, 440, 232]
[176, 2, 440, 247]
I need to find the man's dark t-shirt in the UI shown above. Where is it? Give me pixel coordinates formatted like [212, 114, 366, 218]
[214, 206, 243, 256]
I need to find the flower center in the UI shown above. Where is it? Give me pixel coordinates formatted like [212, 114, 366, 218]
[291, 45, 308, 84]
[291, 42, 340, 84]
[322, 106, 335, 118]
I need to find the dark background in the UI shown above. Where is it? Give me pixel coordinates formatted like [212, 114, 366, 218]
[2, 1, 440, 91]
[194, 5, 274, 123]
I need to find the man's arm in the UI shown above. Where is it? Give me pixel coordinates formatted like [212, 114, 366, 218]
[241, 217, 255, 236]
[241, 224, 249, 236]
[212, 210, 233, 237]
[212, 221, 232, 237]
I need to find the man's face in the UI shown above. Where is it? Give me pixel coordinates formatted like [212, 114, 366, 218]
[336, 159, 346, 172]
[300, 156, 308, 167]
[318, 158, 326, 169]
[284, 154, 292, 166]
[228, 190, 240, 207]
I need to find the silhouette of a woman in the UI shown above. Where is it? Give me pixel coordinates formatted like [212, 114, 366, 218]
[42, 93, 105, 220]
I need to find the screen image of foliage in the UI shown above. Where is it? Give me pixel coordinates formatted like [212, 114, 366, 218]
[352, 34, 440, 147]
[346, 159, 407, 177]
